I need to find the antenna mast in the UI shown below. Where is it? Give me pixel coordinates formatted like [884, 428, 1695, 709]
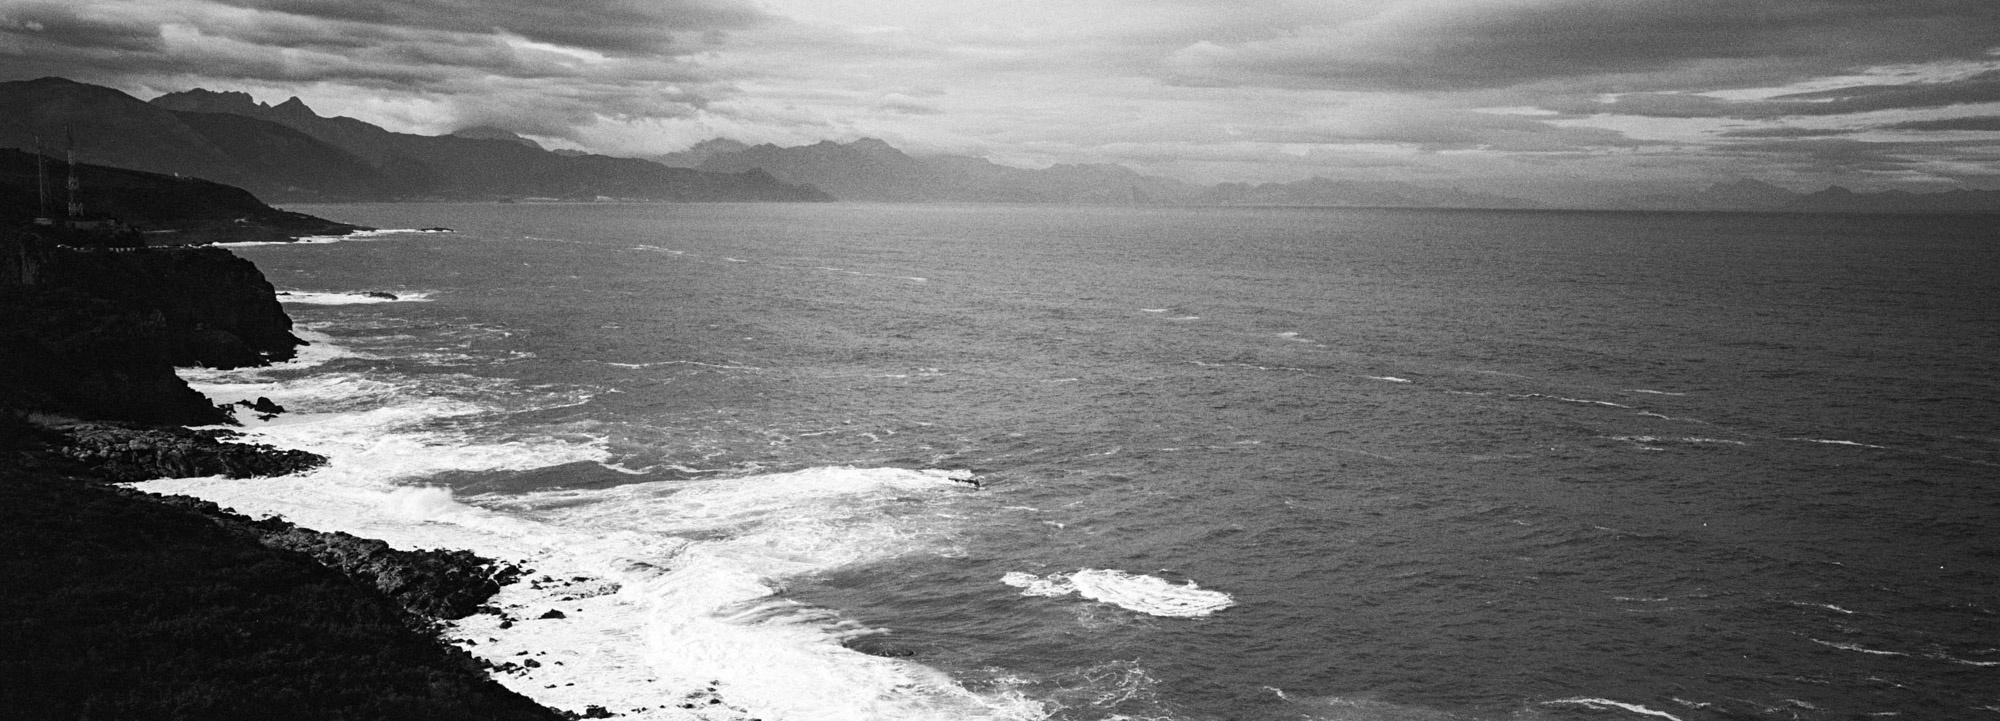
[66, 128, 82, 218]
[34, 135, 51, 222]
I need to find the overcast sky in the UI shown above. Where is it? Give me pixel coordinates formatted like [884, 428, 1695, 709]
[5, 0, 1999, 200]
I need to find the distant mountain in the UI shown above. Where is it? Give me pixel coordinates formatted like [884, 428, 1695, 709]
[1198, 177, 1540, 209]
[689, 137, 1555, 207]
[449, 125, 543, 150]
[650, 139, 749, 168]
[1620, 179, 2000, 214]
[0, 78, 827, 203]
[0, 78, 406, 202]
[694, 138, 1202, 203]
[147, 86, 830, 202]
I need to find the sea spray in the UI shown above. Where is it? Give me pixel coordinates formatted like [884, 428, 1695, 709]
[140, 339, 1043, 719]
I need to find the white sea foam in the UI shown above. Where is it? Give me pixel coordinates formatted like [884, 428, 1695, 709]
[1810, 639, 1908, 657]
[277, 290, 437, 305]
[1514, 393, 1631, 408]
[1002, 569, 1235, 617]
[1789, 438, 1889, 449]
[141, 353, 1037, 720]
[232, 228, 454, 247]
[1364, 376, 1412, 383]
[1544, 697, 1685, 720]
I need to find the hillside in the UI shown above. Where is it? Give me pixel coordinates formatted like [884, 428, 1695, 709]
[0, 77, 831, 203]
[696, 138, 1204, 203]
[149, 86, 832, 202]
[0, 148, 362, 242]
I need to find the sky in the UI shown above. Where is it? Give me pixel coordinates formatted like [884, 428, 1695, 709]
[4, 0, 1999, 202]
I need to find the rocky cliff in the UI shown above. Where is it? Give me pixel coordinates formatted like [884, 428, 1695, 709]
[0, 237, 303, 424]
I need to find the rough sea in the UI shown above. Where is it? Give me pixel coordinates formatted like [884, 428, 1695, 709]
[136, 203, 2000, 721]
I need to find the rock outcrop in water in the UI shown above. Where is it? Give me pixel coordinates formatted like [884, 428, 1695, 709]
[143, 492, 524, 621]
[52, 421, 327, 482]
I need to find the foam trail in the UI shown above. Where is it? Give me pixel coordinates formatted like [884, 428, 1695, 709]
[1789, 438, 1889, 449]
[231, 228, 453, 247]
[1002, 569, 1234, 617]
[278, 290, 436, 305]
[1544, 697, 1685, 720]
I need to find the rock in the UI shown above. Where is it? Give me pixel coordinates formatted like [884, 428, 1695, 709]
[143, 491, 524, 621]
[236, 396, 285, 415]
[539, 609, 566, 620]
[54, 421, 325, 482]
[361, 291, 399, 300]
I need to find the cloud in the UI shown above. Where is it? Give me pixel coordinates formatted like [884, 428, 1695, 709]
[0, 0, 771, 142]
[213, 0, 766, 55]
[0, 4, 165, 53]
[1881, 116, 2000, 132]
[1588, 71, 2000, 119]
[1162, 0, 2000, 92]
[1717, 127, 1857, 138]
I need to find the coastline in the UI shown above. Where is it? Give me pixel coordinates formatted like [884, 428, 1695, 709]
[0, 229, 584, 718]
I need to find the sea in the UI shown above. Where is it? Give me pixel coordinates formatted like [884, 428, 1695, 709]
[136, 203, 2000, 721]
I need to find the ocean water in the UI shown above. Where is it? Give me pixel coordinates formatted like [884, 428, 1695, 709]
[137, 203, 2000, 721]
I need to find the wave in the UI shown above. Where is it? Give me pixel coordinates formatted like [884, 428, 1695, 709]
[233, 228, 454, 247]
[1787, 438, 1889, 449]
[140, 337, 1038, 720]
[277, 290, 437, 305]
[1543, 697, 1685, 720]
[1001, 569, 1235, 617]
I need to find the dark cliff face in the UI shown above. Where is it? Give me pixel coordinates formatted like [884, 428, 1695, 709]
[0, 284, 226, 425]
[39, 245, 304, 368]
[1, 236, 303, 425]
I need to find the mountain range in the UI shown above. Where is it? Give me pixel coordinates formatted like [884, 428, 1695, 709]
[0, 77, 829, 203]
[6, 77, 1997, 213]
[1619, 178, 2000, 214]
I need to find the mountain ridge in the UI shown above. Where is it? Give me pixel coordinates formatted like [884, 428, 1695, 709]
[0, 78, 830, 203]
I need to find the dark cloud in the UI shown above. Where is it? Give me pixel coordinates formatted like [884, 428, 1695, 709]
[227, 0, 769, 55]
[1717, 127, 1857, 138]
[0, 0, 755, 136]
[1572, 71, 2000, 119]
[1712, 137, 1998, 178]
[0, 4, 166, 53]
[1880, 116, 2000, 132]
[1165, 0, 2000, 92]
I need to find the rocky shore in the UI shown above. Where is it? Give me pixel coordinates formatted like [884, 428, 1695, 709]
[0, 230, 574, 718]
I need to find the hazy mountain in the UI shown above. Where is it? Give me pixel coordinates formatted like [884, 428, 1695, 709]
[693, 138, 1203, 203]
[449, 125, 543, 150]
[691, 137, 1560, 207]
[1789, 186, 2000, 214]
[650, 139, 749, 168]
[1618, 178, 1800, 211]
[149, 86, 829, 202]
[1199, 177, 1541, 209]
[1620, 179, 2000, 213]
